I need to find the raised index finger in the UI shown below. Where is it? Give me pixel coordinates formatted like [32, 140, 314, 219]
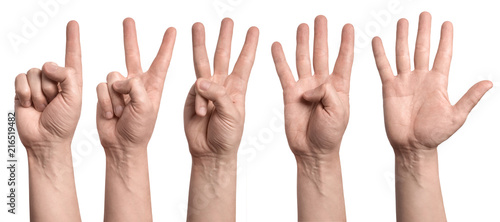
[65, 21, 82, 74]
[192, 22, 212, 79]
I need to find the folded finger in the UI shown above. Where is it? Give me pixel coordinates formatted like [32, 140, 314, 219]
[27, 68, 47, 111]
[96, 83, 114, 119]
[41, 73, 58, 103]
[15, 74, 31, 107]
[106, 71, 126, 117]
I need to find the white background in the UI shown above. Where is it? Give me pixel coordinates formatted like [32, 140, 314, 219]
[1, 0, 499, 221]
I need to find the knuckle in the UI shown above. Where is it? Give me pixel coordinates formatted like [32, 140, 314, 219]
[100, 97, 112, 107]
[106, 71, 122, 81]
[42, 62, 53, 69]
[320, 83, 329, 92]
[216, 87, 228, 98]
[65, 67, 76, 75]
[15, 73, 26, 82]
[129, 77, 142, 86]
[42, 83, 57, 93]
[96, 82, 107, 91]
[31, 94, 46, 102]
[214, 49, 229, 58]
[27, 68, 41, 76]
[16, 87, 30, 97]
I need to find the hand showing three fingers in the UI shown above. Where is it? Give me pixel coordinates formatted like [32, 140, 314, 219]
[96, 18, 176, 152]
[184, 18, 258, 222]
[372, 12, 492, 153]
[184, 18, 259, 159]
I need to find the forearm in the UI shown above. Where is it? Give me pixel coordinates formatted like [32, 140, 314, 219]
[295, 153, 346, 222]
[187, 155, 237, 222]
[395, 147, 446, 222]
[27, 146, 81, 222]
[104, 148, 152, 222]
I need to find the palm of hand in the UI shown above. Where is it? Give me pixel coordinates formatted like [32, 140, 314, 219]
[383, 70, 458, 149]
[373, 13, 492, 150]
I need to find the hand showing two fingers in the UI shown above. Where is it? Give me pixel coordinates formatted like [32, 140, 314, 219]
[96, 18, 176, 151]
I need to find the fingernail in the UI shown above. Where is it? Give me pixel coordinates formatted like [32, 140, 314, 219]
[39, 103, 46, 110]
[46, 62, 58, 72]
[199, 106, 207, 116]
[105, 111, 113, 119]
[199, 80, 211, 91]
[114, 106, 123, 117]
[23, 101, 31, 107]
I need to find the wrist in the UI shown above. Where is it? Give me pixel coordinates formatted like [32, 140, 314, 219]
[394, 146, 439, 184]
[26, 143, 73, 166]
[294, 149, 345, 220]
[190, 148, 238, 163]
[393, 145, 438, 170]
[191, 154, 237, 172]
[190, 155, 237, 190]
[187, 153, 237, 221]
[295, 152, 342, 194]
[27, 144, 75, 182]
[105, 145, 148, 170]
[294, 148, 341, 164]
[295, 152, 341, 174]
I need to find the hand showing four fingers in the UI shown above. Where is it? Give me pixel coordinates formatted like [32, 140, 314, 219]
[271, 16, 354, 158]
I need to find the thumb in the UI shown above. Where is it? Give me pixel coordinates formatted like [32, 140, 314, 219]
[195, 78, 236, 117]
[454, 80, 493, 119]
[303, 83, 340, 109]
[112, 77, 149, 107]
[42, 62, 80, 103]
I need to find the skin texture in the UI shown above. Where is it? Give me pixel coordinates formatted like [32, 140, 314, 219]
[184, 18, 259, 222]
[14, 21, 82, 222]
[271, 15, 354, 222]
[372, 12, 492, 222]
[96, 18, 176, 222]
